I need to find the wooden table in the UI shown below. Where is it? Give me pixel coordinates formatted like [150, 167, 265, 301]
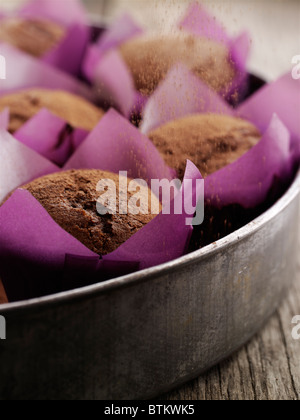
[161, 273, 300, 400]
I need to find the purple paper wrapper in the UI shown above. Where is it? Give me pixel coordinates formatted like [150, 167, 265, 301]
[93, 13, 143, 55]
[0, 129, 58, 203]
[1, 0, 90, 76]
[0, 109, 201, 301]
[179, 2, 230, 44]
[179, 2, 250, 101]
[0, 43, 96, 102]
[84, 48, 136, 117]
[0, 189, 98, 301]
[0, 43, 101, 166]
[14, 108, 89, 166]
[42, 23, 90, 76]
[238, 73, 300, 161]
[64, 108, 176, 183]
[141, 64, 299, 209]
[82, 3, 250, 117]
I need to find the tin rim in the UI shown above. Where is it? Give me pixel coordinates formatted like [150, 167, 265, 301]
[1, 170, 299, 314]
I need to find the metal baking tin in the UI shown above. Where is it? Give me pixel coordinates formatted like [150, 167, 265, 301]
[0, 170, 299, 400]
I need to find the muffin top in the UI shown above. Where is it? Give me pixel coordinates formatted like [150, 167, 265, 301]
[22, 170, 160, 256]
[0, 18, 65, 57]
[148, 114, 261, 180]
[0, 88, 105, 133]
[119, 34, 235, 96]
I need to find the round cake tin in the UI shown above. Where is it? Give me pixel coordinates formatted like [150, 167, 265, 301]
[0, 169, 299, 400]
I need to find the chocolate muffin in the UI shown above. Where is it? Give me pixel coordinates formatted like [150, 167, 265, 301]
[0, 89, 105, 133]
[119, 34, 235, 96]
[0, 18, 65, 58]
[22, 170, 160, 255]
[148, 114, 261, 180]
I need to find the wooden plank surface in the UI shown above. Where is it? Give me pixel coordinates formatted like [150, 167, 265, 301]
[159, 256, 300, 400]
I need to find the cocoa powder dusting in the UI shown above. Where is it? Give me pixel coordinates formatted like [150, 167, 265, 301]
[119, 34, 235, 95]
[148, 114, 261, 179]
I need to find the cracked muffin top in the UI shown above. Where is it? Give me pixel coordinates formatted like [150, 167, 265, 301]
[22, 170, 160, 255]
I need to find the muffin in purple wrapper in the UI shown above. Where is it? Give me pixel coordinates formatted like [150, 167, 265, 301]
[0, 94, 105, 167]
[0, 110, 203, 302]
[0, 52, 105, 165]
[0, 0, 90, 76]
[141, 64, 299, 246]
[82, 2, 250, 118]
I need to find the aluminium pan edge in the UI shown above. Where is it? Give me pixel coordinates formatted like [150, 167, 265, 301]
[0, 171, 299, 400]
